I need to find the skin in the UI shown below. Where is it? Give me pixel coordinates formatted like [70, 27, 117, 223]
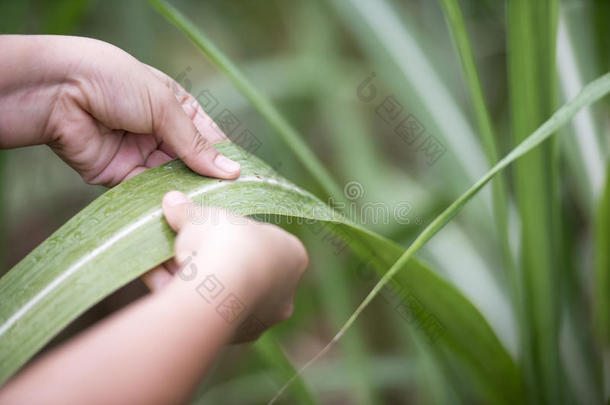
[0, 34, 240, 185]
[0, 35, 308, 404]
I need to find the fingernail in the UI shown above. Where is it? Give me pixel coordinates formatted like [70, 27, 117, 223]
[164, 190, 189, 207]
[214, 154, 240, 174]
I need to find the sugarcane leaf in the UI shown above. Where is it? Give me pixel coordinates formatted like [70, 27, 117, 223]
[0, 142, 521, 404]
[507, 1, 563, 403]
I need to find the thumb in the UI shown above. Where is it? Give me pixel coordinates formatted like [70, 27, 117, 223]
[152, 89, 241, 179]
[162, 191, 194, 232]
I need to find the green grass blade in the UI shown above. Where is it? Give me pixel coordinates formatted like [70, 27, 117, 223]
[507, 1, 562, 402]
[593, 0, 610, 76]
[278, 72, 610, 403]
[438, 0, 500, 166]
[0, 141, 520, 403]
[557, 11, 605, 210]
[438, 0, 516, 291]
[147, 0, 342, 200]
[556, 10, 606, 402]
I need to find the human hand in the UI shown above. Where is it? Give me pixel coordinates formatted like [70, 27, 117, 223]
[0, 191, 308, 405]
[0, 35, 240, 186]
[142, 191, 309, 342]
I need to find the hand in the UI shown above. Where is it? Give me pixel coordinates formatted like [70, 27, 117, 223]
[0, 35, 240, 186]
[0, 191, 308, 404]
[143, 191, 309, 342]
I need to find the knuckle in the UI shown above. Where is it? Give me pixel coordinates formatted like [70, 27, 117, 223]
[190, 130, 212, 155]
[150, 88, 174, 137]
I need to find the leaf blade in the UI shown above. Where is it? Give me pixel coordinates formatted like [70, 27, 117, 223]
[0, 143, 521, 404]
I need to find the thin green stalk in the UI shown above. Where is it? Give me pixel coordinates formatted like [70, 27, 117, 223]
[438, 0, 500, 166]
[270, 72, 610, 403]
[594, 0, 610, 79]
[438, 0, 516, 297]
[148, 0, 342, 200]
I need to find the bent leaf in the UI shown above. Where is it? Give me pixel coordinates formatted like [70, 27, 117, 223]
[0, 142, 520, 403]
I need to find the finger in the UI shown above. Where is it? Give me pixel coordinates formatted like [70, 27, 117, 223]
[120, 166, 147, 183]
[148, 82, 240, 179]
[162, 190, 194, 232]
[180, 99, 227, 144]
[145, 149, 173, 168]
[141, 264, 173, 292]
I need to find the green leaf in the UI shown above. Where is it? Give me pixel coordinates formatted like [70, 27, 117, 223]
[438, 0, 499, 166]
[507, 1, 562, 403]
[0, 142, 521, 404]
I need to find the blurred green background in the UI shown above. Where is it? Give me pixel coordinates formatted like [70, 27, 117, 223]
[0, 0, 609, 404]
